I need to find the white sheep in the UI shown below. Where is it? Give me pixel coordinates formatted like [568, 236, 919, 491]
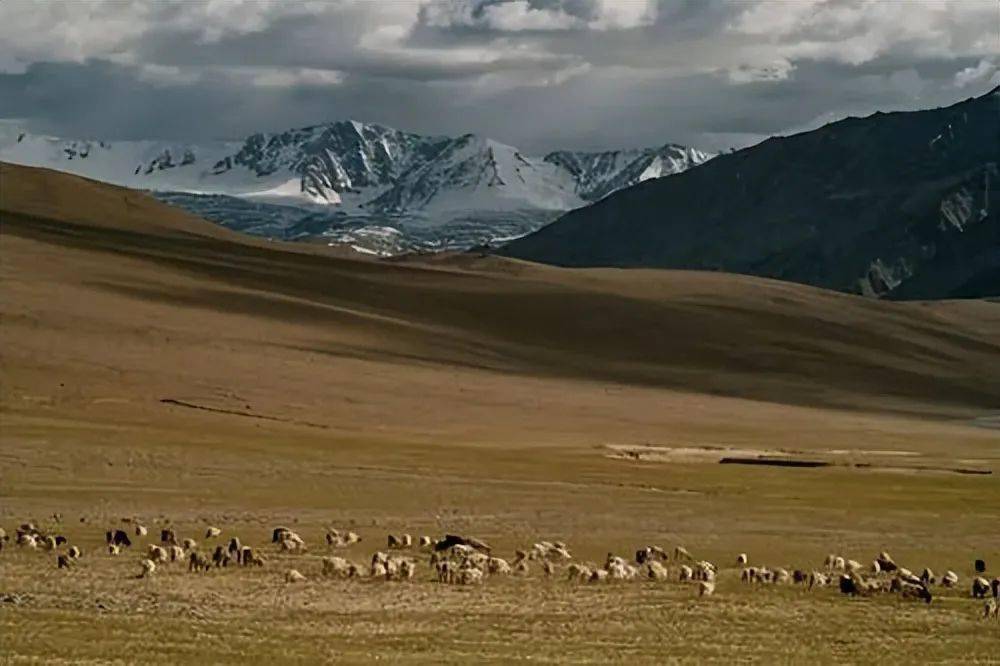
[418, 536, 433, 549]
[205, 527, 222, 539]
[182, 538, 197, 550]
[108, 544, 121, 556]
[285, 569, 306, 583]
[941, 570, 959, 588]
[699, 580, 716, 596]
[67, 545, 82, 559]
[567, 563, 591, 582]
[487, 557, 511, 575]
[168, 545, 185, 562]
[147, 545, 168, 563]
[678, 565, 694, 582]
[135, 524, 148, 537]
[458, 567, 483, 585]
[139, 559, 156, 578]
[589, 569, 609, 583]
[736, 553, 748, 566]
[647, 561, 669, 581]
[322, 556, 352, 577]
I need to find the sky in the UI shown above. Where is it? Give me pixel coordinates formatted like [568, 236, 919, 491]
[0, 0, 997, 153]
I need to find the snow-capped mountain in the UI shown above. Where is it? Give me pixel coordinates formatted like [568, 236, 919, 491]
[0, 121, 712, 254]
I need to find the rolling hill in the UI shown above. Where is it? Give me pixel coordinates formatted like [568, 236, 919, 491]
[3, 161, 999, 422]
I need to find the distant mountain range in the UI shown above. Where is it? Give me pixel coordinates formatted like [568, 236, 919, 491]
[0, 121, 711, 255]
[503, 87, 1000, 300]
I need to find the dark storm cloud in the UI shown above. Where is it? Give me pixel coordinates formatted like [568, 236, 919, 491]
[0, 0, 997, 152]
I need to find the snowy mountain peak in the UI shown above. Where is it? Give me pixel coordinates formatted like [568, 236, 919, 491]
[0, 119, 713, 254]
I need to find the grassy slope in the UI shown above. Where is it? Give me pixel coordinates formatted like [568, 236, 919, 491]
[1, 163, 998, 663]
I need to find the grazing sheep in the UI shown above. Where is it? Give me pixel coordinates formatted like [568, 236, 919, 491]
[636, 547, 651, 565]
[984, 598, 999, 620]
[736, 553, 748, 566]
[371, 562, 388, 578]
[774, 568, 791, 584]
[678, 565, 694, 582]
[182, 538, 197, 550]
[839, 574, 862, 596]
[589, 569, 609, 583]
[278, 532, 306, 552]
[67, 545, 81, 559]
[108, 544, 121, 556]
[387, 534, 402, 550]
[271, 527, 291, 543]
[458, 567, 484, 585]
[487, 557, 511, 575]
[418, 536, 433, 549]
[542, 560, 555, 577]
[809, 571, 829, 589]
[870, 560, 882, 575]
[435, 559, 454, 583]
[396, 559, 416, 580]
[160, 528, 177, 546]
[106, 530, 131, 548]
[42, 536, 57, 551]
[400, 534, 413, 549]
[17, 533, 38, 549]
[609, 562, 637, 581]
[139, 559, 156, 578]
[920, 568, 936, 586]
[972, 577, 991, 599]
[845, 559, 862, 574]
[876, 551, 898, 573]
[898, 581, 933, 604]
[897, 568, 922, 586]
[57, 554, 72, 569]
[212, 546, 228, 567]
[285, 569, 306, 583]
[567, 563, 592, 582]
[135, 524, 148, 537]
[674, 546, 693, 562]
[327, 530, 362, 548]
[699, 580, 716, 597]
[741, 567, 755, 583]
[205, 527, 222, 539]
[168, 545, 184, 562]
[434, 534, 491, 554]
[228, 537, 242, 563]
[322, 556, 353, 578]
[647, 561, 669, 581]
[189, 552, 211, 572]
[941, 570, 959, 588]
[147, 545, 168, 563]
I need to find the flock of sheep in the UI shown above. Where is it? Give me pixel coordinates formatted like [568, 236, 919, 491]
[3, 519, 998, 620]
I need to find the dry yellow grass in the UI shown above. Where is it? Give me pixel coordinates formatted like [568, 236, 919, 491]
[1, 163, 999, 663]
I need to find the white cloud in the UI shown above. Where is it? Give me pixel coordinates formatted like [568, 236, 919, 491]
[729, 0, 999, 66]
[954, 58, 999, 88]
[419, 0, 656, 32]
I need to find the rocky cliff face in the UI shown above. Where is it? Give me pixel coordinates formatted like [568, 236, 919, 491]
[503, 88, 1000, 300]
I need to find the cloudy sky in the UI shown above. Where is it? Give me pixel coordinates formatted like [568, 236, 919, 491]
[0, 0, 997, 152]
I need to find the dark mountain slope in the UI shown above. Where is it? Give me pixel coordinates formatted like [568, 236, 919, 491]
[502, 88, 1000, 299]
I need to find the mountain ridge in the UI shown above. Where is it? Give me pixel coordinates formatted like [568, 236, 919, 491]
[0, 120, 712, 254]
[501, 88, 1000, 300]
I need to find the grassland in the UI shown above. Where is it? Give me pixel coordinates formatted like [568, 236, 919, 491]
[1, 163, 998, 663]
